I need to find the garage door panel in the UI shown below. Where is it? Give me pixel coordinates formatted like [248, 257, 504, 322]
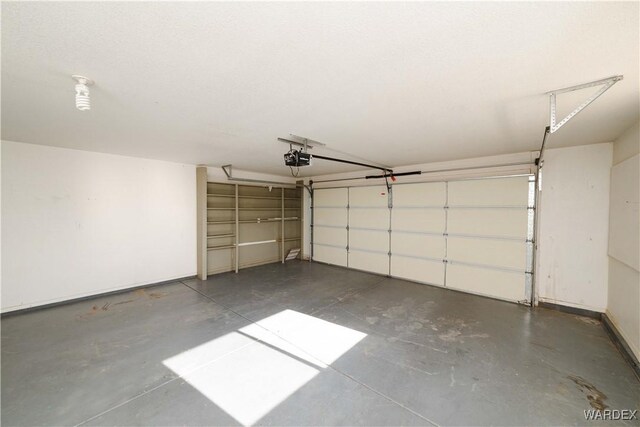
[447, 237, 527, 270]
[313, 188, 348, 268]
[391, 233, 445, 260]
[350, 229, 389, 252]
[313, 175, 532, 304]
[314, 208, 347, 227]
[350, 209, 389, 230]
[349, 186, 388, 207]
[349, 250, 388, 275]
[448, 177, 529, 207]
[446, 264, 526, 302]
[393, 182, 446, 207]
[313, 245, 347, 267]
[314, 188, 348, 207]
[391, 256, 445, 286]
[391, 209, 445, 233]
[448, 209, 528, 239]
[314, 226, 347, 247]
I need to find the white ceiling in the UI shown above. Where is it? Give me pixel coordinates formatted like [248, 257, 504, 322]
[2, 2, 638, 176]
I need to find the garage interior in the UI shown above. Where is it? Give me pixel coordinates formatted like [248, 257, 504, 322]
[1, 2, 639, 426]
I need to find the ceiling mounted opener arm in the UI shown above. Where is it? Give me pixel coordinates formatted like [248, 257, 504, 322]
[547, 75, 623, 134]
[310, 154, 392, 175]
[310, 154, 395, 201]
[279, 135, 392, 170]
[279, 134, 395, 196]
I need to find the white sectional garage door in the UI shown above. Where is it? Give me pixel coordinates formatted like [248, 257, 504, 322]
[445, 176, 531, 303]
[390, 182, 447, 286]
[313, 188, 348, 266]
[348, 186, 390, 275]
[312, 176, 533, 304]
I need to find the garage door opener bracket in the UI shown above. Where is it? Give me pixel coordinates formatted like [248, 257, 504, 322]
[547, 75, 623, 134]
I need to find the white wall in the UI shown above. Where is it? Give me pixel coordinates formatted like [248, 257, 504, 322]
[607, 121, 639, 359]
[537, 143, 612, 312]
[1, 141, 196, 313]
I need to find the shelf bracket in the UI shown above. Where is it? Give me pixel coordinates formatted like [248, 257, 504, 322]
[547, 75, 623, 134]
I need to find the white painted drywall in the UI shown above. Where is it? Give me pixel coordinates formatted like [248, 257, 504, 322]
[537, 143, 613, 312]
[609, 154, 639, 270]
[607, 121, 639, 359]
[1, 141, 196, 312]
[608, 258, 639, 358]
[612, 121, 640, 165]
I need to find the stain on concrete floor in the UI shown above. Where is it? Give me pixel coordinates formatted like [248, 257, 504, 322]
[568, 374, 609, 410]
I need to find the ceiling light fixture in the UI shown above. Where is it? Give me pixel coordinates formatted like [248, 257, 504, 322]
[71, 75, 93, 111]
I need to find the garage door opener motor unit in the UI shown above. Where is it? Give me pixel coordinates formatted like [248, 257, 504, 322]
[279, 136, 403, 188]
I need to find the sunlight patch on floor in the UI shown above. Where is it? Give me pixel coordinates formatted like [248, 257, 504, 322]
[163, 309, 366, 426]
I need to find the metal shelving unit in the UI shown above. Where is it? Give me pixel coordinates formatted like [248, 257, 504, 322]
[196, 167, 302, 279]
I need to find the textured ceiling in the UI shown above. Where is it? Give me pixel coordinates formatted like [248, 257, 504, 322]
[2, 2, 638, 176]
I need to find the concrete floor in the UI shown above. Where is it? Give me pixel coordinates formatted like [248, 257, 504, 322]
[2, 261, 639, 426]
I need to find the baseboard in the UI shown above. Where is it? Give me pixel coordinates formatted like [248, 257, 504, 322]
[1, 275, 196, 318]
[602, 313, 640, 381]
[538, 300, 602, 319]
[205, 257, 296, 277]
[538, 301, 639, 380]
